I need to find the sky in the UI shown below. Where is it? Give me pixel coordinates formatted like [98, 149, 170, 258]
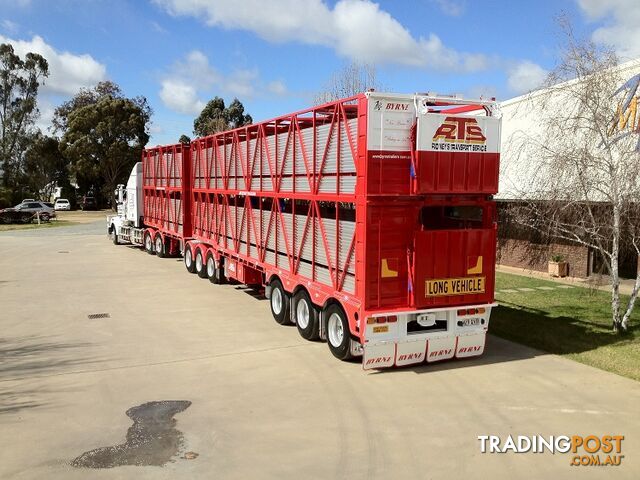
[1, 0, 639, 146]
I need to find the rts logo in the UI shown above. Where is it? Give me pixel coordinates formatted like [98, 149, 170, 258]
[433, 117, 486, 144]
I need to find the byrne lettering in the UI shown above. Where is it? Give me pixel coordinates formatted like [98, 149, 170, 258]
[425, 276, 485, 297]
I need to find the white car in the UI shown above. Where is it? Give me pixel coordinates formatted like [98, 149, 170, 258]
[54, 198, 71, 211]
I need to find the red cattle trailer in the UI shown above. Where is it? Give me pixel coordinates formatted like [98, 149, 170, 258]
[110, 91, 501, 369]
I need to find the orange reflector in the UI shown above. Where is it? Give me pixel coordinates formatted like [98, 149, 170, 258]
[478, 307, 486, 314]
[387, 315, 398, 323]
[376, 317, 387, 324]
[366, 317, 376, 325]
[457, 309, 467, 316]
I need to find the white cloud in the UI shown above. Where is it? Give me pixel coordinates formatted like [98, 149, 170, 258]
[0, 34, 106, 96]
[1, 19, 19, 34]
[578, 0, 640, 59]
[159, 79, 205, 115]
[153, 0, 488, 72]
[431, 0, 465, 17]
[507, 60, 548, 94]
[159, 50, 288, 115]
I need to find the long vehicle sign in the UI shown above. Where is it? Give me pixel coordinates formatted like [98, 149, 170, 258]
[425, 276, 486, 297]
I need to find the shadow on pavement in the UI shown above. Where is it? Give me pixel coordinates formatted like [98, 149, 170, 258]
[0, 335, 97, 414]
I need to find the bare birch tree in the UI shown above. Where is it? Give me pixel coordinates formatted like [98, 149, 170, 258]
[314, 62, 379, 105]
[507, 21, 640, 333]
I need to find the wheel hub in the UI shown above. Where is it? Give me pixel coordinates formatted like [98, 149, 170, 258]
[196, 253, 202, 271]
[185, 249, 192, 267]
[271, 288, 282, 315]
[207, 257, 214, 277]
[296, 298, 310, 329]
[328, 313, 344, 347]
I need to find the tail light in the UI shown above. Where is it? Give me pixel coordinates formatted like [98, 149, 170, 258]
[367, 315, 398, 325]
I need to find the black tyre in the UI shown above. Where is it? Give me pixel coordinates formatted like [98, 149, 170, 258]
[144, 231, 155, 255]
[195, 249, 207, 278]
[325, 303, 353, 361]
[206, 253, 223, 284]
[184, 244, 196, 273]
[293, 290, 319, 340]
[155, 234, 165, 258]
[269, 279, 291, 325]
[111, 225, 119, 245]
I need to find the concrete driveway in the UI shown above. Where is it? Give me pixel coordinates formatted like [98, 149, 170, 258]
[1, 220, 639, 479]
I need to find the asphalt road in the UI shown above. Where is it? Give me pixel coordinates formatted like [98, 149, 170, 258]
[1, 219, 639, 479]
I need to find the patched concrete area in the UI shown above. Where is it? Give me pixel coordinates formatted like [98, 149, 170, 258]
[1, 221, 639, 479]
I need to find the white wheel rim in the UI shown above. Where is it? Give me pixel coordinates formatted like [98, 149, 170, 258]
[271, 287, 283, 315]
[155, 237, 162, 253]
[145, 235, 151, 250]
[185, 249, 192, 267]
[207, 257, 215, 277]
[296, 298, 310, 329]
[196, 252, 203, 271]
[328, 313, 344, 347]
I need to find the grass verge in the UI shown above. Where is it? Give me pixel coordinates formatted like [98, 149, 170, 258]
[0, 220, 75, 232]
[491, 272, 640, 381]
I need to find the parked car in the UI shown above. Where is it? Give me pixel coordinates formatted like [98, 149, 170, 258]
[20, 198, 35, 204]
[54, 198, 71, 211]
[80, 196, 97, 211]
[0, 208, 34, 224]
[14, 201, 56, 221]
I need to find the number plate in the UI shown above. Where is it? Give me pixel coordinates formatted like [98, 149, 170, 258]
[462, 318, 481, 327]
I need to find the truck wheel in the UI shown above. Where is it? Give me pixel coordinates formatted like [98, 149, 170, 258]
[325, 304, 353, 361]
[195, 249, 207, 278]
[111, 225, 119, 245]
[155, 234, 165, 258]
[270, 279, 292, 325]
[144, 231, 155, 255]
[206, 254, 220, 284]
[293, 290, 319, 340]
[184, 245, 196, 273]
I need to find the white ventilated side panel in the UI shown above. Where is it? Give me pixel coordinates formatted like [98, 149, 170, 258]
[338, 219, 356, 274]
[298, 261, 313, 280]
[277, 253, 289, 269]
[314, 217, 331, 270]
[280, 176, 293, 192]
[315, 266, 333, 288]
[343, 273, 355, 294]
[265, 136, 276, 178]
[280, 130, 293, 175]
[298, 127, 314, 174]
[341, 118, 358, 172]
[295, 176, 312, 192]
[297, 214, 314, 262]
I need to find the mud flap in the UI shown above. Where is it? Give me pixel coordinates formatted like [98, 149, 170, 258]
[362, 343, 395, 370]
[426, 336, 457, 363]
[455, 332, 486, 358]
[395, 340, 427, 367]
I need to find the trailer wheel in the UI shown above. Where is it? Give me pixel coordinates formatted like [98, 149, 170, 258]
[325, 304, 353, 361]
[206, 253, 221, 284]
[195, 249, 207, 278]
[144, 231, 155, 255]
[110, 225, 119, 245]
[155, 234, 165, 258]
[293, 290, 319, 340]
[269, 279, 292, 325]
[184, 244, 196, 273]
